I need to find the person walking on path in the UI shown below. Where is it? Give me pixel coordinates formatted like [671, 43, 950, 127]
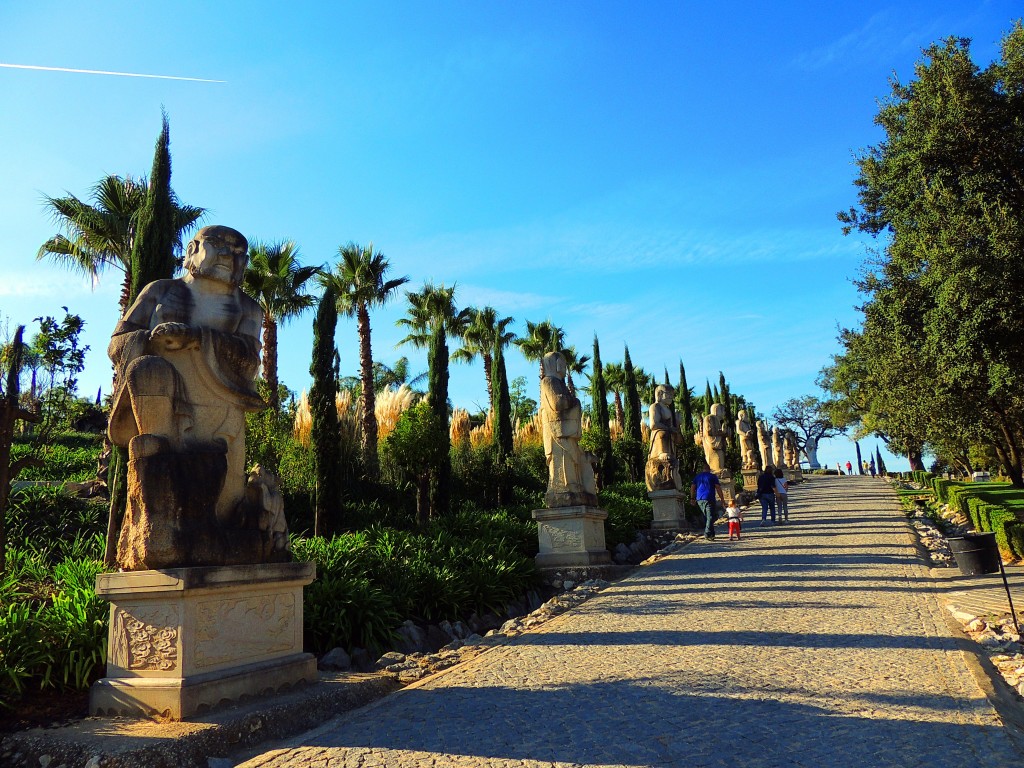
[774, 466, 789, 523]
[845, 460, 853, 475]
[726, 499, 743, 540]
[757, 463, 777, 525]
[869, 459, 876, 478]
[691, 461, 726, 540]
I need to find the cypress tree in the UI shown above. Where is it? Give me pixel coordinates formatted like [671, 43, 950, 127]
[131, 113, 177, 296]
[677, 361, 693, 434]
[105, 113, 180, 566]
[623, 345, 643, 481]
[876, 446, 888, 475]
[428, 325, 452, 516]
[310, 284, 342, 536]
[492, 338, 513, 504]
[592, 335, 613, 487]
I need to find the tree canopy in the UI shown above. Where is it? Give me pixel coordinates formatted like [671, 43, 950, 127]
[825, 22, 1024, 482]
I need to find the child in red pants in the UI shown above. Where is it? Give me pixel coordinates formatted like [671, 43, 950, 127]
[726, 500, 743, 540]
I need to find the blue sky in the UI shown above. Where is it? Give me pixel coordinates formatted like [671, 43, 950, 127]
[1, 1, 1020, 472]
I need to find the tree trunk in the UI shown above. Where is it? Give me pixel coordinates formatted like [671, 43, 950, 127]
[483, 353, 493, 412]
[119, 270, 133, 315]
[416, 472, 431, 528]
[992, 406, 1024, 487]
[104, 447, 127, 566]
[855, 441, 864, 474]
[263, 314, 280, 411]
[907, 447, 925, 472]
[357, 303, 379, 481]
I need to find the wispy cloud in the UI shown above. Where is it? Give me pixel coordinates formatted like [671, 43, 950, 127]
[792, 11, 925, 71]
[456, 284, 562, 313]
[0, 62, 224, 83]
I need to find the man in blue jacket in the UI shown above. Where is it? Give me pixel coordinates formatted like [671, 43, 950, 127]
[691, 461, 727, 540]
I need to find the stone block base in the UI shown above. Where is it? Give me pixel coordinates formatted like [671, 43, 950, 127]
[532, 506, 611, 568]
[90, 653, 317, 720]
[717, 472, 736, 502]
[90, 561, 316, 720]
[648, 490, 685, 530]
[741, 469, 759, 491]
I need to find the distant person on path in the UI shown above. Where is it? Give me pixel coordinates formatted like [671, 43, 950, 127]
[726, 499, 743, 540]
[691, 461, 726, 541]
[845, 460, 853, 475]
[836, 462, 842, 474]
[774, 467, 789, 523]
[757, 464, 777, 525]
[869, 459, 876, 478]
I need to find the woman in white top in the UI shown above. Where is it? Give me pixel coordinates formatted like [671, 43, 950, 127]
[773, 467, 789, 523]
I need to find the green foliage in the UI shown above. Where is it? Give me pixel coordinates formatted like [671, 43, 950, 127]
[828, 23, 1024, 482]
[130, 113, 177, 297]
[11, 431, 101, 483]
[1, 543, 107, 709]
[618, 348, 643, 481]
[310, 285, 342, 534]
[508, 376, 537, 425]
[600, 482, 650, 548]
[292, 520, 538, 654]
[590, 336, 613, 487]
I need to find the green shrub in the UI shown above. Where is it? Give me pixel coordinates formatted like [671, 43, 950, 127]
[11, 432, 103, 483]
[1006, 521, 1024, 560]
[5, 487, 105, 563]
[601, 486, 651, 548]
[0, 548, 107, 709]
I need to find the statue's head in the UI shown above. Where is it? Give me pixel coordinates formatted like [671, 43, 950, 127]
[655, 384, 673, 405]
[710, 403, 725, 418]
[185, 225, 248, 286]
[737, 409, 747, 421]
[542, 351, 566, 379]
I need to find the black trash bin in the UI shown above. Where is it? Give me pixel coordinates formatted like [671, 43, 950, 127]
[948, 532, 1001, 576]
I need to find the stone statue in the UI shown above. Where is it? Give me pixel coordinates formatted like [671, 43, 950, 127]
[803, 435, 820, 469]
[540, 351, 598, 508]
[108, 225, 287, 570]
[784, 431, 800, 470]
[772, 426, 787, 470]
[736, 410, 759, 470]
[697, 403, 730, 475]
[646, 384, 682, 491]
[756, 420, 774, 468]
[243, 464, 290, 560]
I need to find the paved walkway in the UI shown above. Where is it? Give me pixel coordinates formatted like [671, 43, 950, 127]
[239, 476, 1024, 768]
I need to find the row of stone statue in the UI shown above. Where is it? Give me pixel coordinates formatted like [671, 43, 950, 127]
[536, 353, 805, 502]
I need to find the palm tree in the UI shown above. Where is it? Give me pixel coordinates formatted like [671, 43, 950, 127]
[397, 283, 470, 516]
[372, 356, 427, 393]
[559, 345, 591, 398]
[38, 174, 203, 314]
[326, 242, 409, 480]
[242, 240, 320, 411]
[453, 306, 516, 410]
[514, 320, 565, 378]
[603, 362, 627, 427]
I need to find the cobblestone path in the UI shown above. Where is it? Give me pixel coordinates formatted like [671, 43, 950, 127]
[239, 476, 1023, 767]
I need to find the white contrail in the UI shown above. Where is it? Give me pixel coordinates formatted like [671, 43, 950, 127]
[0, 62, 224, 83]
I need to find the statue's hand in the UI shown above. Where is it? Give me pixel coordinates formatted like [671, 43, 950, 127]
[151, 322, 200, 351]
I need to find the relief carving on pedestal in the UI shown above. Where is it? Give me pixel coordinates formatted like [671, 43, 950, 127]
[547, 526, 584, 551]
[194, 593, 295, 668]
[111, 605, 180, 671]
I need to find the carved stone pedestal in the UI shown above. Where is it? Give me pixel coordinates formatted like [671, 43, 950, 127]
[532, 506, 611, 568]
[717, 472, 736, 502]
[741, 469, 759, 491]
[648, 490, 685, 530]
[90, 562, 316, 720]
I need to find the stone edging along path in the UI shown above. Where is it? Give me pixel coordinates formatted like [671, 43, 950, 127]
[900, 479, 1024, 717]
